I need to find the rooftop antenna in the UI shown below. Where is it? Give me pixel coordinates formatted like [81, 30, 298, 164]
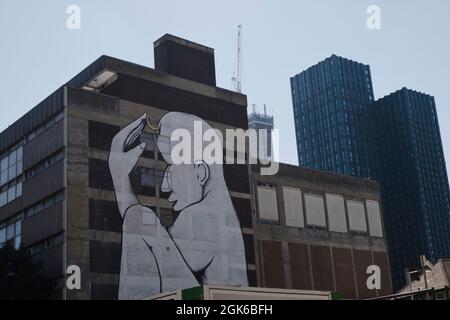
[232, 24, 243, 93]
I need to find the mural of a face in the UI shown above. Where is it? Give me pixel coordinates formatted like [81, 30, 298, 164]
[158, 112, 215, 212]
[161, 162, 209, 212]
[110, 111, 248, 300]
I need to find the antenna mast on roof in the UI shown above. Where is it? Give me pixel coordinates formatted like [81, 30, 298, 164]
[232, 24, 243, 93]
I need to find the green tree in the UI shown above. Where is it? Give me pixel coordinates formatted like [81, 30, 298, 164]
[0, 243, 53, 300]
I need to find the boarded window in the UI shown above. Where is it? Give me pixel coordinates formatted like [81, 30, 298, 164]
[366, 200, 383, 237]
[304, 193, 326, 228]
[282, 187, 304, 228]
[326, 193, 347, 233]
[347, 200, 367, 233]
[257, 186, 278, 222]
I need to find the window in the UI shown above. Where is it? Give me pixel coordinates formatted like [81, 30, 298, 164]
[282, 186, 304, 228]
[26, 113, 64, 143]
[257, 186, 279, 223]
[17, 147, 23, 173]
[7, 186, 15, 202]
[8, 150, 17, 180]
[54, 192, 64, 203]
[55, 112, 64, 123]
[0, 180, 23, 207]
[28, 168, 36, 179]
[141, 168, 156, 187]
[1, 157, 7, 185]
[326, 193, 348, 233]
[6, 224, 14, 240]
[141, 132, 155, 151]
[26, 150, 64, 180]
[28, 131, 36, 141]
[25, 191, 65, 218]
[0, 226, 5, 245]
[0, 145, 23, 188]
[366, 200, 383, 237]
[28, 233, 63, 256]
[347, 199, 368, 233]
[304, 193, 327, 228]
[0, 215, 22, 249]
[45, 197, 54, 209]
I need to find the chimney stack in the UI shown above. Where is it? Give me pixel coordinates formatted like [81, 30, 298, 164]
[154, 34, 216, 87]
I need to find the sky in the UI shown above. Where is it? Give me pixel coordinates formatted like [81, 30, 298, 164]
[1, 0, 449, 177]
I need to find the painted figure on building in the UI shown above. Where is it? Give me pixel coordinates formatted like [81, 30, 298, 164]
[108, 112, 248, 300]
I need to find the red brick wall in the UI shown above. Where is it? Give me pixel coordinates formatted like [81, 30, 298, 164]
[354, 249, 376, 299]
[260, 240, 285, 288]
[289, 243, 312, 290]
[373, 251, 392, 296]
[333, 247, 357, 298]
[310, 245, 334, 291]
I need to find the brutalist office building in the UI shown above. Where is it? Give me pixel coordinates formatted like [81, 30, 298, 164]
[0, 34, 391, 300]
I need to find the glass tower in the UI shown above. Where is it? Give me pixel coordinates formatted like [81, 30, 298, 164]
[290, 55, 374, 177]
[369, 88, 450, 290]
[248, 105, 274, 160]
[291, 55, 450, 291]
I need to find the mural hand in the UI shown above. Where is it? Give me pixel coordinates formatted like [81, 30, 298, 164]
[109, 113, 147, 178]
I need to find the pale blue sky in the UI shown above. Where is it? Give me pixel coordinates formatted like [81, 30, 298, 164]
[1, 0, 449, 176]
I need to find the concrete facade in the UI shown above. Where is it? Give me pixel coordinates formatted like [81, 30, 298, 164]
[251, 164, 392, 299]
[0, 34, 392, 300]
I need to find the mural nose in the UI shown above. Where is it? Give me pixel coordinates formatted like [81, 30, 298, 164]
[161, 168, 172, 193]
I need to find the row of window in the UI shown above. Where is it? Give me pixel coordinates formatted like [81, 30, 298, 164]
[0, 214, 23, 249]
[0, 189, 65, 251]
[0, 112, 65, 208]
[27, 150, 64, 179]
[0, 145, 23, 187]
[28, 233, 64, 256]
[256, 184, 383, 238]
[26, 191, 65, 218]
[27, 112, 64, 142]
[0, 150, 65, 208]
[0, 180, 22, 207]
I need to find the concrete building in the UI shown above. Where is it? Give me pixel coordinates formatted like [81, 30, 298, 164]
[400, 259, 450, 294]
[373, 259, 450, 300]
[251, 163, 391, 299]
[1, 35, 391, 300]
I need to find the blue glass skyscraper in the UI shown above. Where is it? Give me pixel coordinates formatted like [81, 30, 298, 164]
[291, 55, 450, 291]
[369, 88, 450, 290]
[290, 55, 374, 177]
